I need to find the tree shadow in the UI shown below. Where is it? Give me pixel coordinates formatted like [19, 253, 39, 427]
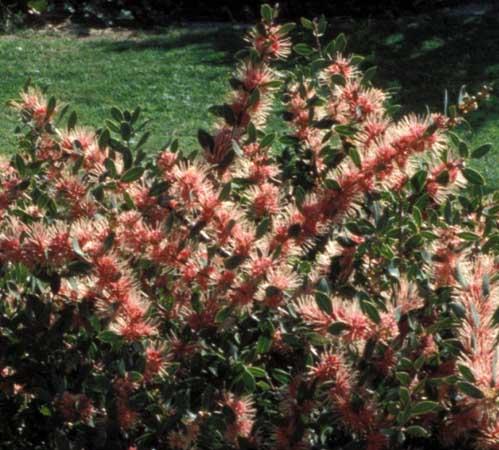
[88, 25, 247, 66]
[335, 13, 499, 132]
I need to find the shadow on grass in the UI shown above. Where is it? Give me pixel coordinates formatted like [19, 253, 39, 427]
[91, 13, 499, 124]
[87, 13, 499, 184]
[337, 14, 499, 127]
[89, 25, 246, 65]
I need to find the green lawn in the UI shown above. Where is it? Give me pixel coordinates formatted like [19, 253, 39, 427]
[0, 14, 498, 187]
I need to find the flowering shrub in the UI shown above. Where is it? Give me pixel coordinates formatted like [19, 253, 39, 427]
[1, 5, 498, 449]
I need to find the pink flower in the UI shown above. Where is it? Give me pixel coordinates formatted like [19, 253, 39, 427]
[222, 393, 256, 443]
[249, 182, 280, 217]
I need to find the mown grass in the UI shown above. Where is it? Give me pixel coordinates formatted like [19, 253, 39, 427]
[0, 14, 498, 187]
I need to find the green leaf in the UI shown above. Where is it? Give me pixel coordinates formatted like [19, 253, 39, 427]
[232, 140, 243, 157]
[410, 401, 439, 416]
[471, 143, 492, 159]
[294, 43, 314, 56]
[300, 17, 313, 30]
[405, 426, 430, 438]
[248, 88, 261, 106]
[256, 336, 272, 354]
[135, 131, 150, 150]
[260, 133, 276, 148]
[279, 23, 296, 35]
[411, 170, 427, 192]
[128, 371, 143, 382]
[328, 321, 350, 335]
[197, 129, 214, 151]
[349, 148, 362, 168]
[104, 158, 118, 178]
[120, 122, 132, 141]
[215, 306, 233, 323]
[458, 232, 480, 241]
[242, 367, 256, 393]
[46, 96, 56, 117]
[71, 238, 87, 260]
[335, 125, 356, 136]
[260, 4, 273, 22]
[396, 372, 411, 386]
[12, 154, 26, 176]
[219, 182, 232, 200]
[362, 66, 377, 84]
[272, 369, 291, 385]
[335, 33, 347, 53]
[28, 0, 48, 13]
[67, 111, 77, 130]
[457, 381, 484, 399]
[121, 167, 145, 183]
[462, 168, 485, 185]
[399, 386, 410, 405]
[98, 128, 110, 150]
[318, 15, 328, 35]
[111, 107, 123, 122]
[39, 405, 52, 416]
[98, 330, 121, 344]
[458, 140, 469, 157]
[256, 216, 271, 238]
[315, 292, 332, 316]
[458, 365, 476, 383]
[324, 179, 340, 190]
[362, 300, 380, 324]
[405, 234, 423, 250]
[247, 366, 267, 378]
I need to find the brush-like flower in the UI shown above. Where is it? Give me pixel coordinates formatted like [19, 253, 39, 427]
[116, 211, 151, 254]
[331, 81, 388, 123]
[157, 149, 178, 177]
[393, 277, 425, 315]
[309, 350, 344, 382]
[426, 159, 466, 203]
[0, 218, 25, 264]
[249, 24, 292, 61]
[320, 53, 360, 84]
[456, 255, 499, 394]
[431, 226, 463, 287]
[314, 236, 364, 284]
[94, 253, 124, 286]
[60, 127, 96, 154]
[204, 126, 235, 165]
[236, 61, 278, 92]
[259, 266, 299, 307]
[222, 393, 256, 443]
[47, 222, 73, 267]
[143, 344, 167, 382]
[10, 87, 55, 127]
[476, 421, 499, 450]
[20, 222, 50, 268]
[248, 182, 280, 217]
[116, 401, 137, 430]
[171, 161, 210, 206]
[57, 392, 95, 424]
[295, 296, 334, 334]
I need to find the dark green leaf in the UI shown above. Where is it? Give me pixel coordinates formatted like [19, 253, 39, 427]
[457, 381, 484, 399]
[294, 43, 314, 56]
[405, 426, 430, 438]
[260, 4, 273, 22]
[462, 168, 485, 185]
[471, 143, 492, 159]
[411, 401, 439, 416]
[121, 167, 145, 183]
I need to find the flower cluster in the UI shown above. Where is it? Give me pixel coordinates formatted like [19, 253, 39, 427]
[0, 5, 497, 450]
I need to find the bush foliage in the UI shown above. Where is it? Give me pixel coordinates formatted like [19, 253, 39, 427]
[1, 5, 498, 450]
[1, 0, 477, 27]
